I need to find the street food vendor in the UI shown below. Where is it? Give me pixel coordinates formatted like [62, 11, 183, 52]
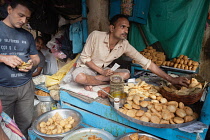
[72, 14, 189, 94]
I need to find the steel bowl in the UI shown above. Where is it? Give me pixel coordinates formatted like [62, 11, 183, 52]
[32, 108, 82, 138]
[62, 128, 115, 140]
[116, 132, 162, 140]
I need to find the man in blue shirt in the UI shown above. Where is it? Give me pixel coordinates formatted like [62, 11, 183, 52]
[0, 0, 40, 138]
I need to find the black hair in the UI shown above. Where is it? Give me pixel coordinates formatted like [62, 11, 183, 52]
[35, 36, 43, 42]
[110, 14, 129, 26]
[10, 0, 35, 13]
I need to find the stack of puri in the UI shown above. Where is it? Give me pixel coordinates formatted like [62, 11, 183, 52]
[120, 80, 198, 124]
[162, 55, 199, 71]
[133, 46, 166, 66]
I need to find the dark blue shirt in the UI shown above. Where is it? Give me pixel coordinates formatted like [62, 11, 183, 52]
[0, 21, 38, 87]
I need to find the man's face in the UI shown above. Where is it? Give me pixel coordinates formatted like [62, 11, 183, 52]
[110, 18, 130, 40]
[36, 39, 44, 51]
[7, 4, 31, 28]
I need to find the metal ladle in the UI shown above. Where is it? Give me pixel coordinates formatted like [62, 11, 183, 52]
[99, 87, 114, 98]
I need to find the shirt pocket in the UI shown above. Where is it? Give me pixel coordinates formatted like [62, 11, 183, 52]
[111, 48, 123, 59]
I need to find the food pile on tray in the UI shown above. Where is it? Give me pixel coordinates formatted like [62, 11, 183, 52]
[116, 132, 161, 140]
[35, 90, 50, 96]
[118, 80, 199, 125]
[133, 46, 166, 66]
[129, 133, 152, 140]
[87, 135, 103, 140]
[161, 55, 199, 71]
[132, 46, 199, 73]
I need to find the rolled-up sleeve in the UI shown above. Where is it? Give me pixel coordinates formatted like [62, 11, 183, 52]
[80, 31, 96, 64]
[124, 43, 151, 70]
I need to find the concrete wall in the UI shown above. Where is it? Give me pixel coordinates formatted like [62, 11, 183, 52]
[86, 0, 109, 33]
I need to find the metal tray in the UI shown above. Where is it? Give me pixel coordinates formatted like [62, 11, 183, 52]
[109, 100, 196, 128]
[62, 89, 96, 103]
[116, 132, 162, 140]
[160, 66, 196, 73]
[62, 128, 115, 140]
[35, 94, 54, 102]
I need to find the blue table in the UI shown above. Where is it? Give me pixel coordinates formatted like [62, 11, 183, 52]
[60, 88, 210, 140]
[31, 84, 210, 140]
[130, 63, 150, 78]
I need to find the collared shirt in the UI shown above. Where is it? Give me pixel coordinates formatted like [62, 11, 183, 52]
[76, 31, 151, 69]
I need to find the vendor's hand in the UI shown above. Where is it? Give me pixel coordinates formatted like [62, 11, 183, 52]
[18, 59, 33, 72]
[98, 91, 108, 98]
[170, 77, 190, 88]
[1, 55, 23, 68]
[97, 87, 110, 98]
[102, 69, 114, 77]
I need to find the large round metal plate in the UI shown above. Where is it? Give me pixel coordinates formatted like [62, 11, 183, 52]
[116, 132, 162, 140]
[62, 128, 115, 140]
[109, 100, 196, 128]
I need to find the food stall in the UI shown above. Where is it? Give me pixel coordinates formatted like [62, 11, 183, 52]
[26, 0, 210, 140]
[29, 68, 210, 140]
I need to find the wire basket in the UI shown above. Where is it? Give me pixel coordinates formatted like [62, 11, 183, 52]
[159, 74, 207, 105]
[159, 87, 204, 105]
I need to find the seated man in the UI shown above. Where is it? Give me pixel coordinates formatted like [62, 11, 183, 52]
[32, 36, 46, 77]
[72, 14, 189, 93]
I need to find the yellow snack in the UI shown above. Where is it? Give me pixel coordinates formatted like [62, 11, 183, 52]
[183, 56, 188, 60]
[38, 112, 75, 135]
[17, 61, 31, 69]
[129, 133, 139, 140]
[64, 124, 72, 129]
[40, 128, 47, 134]
[39, 122, 46, 128]
[179, 55, 184, 59]
[35, 90, 50, 96]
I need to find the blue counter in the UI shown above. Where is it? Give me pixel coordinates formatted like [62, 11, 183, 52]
[32, 84, 210, 140]
[60, 87, 210, 140]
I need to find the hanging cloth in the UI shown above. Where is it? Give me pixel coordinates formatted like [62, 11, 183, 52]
[128, 0, 209, 61]
[0, 112, 26, 140]
[121, 0, 134, 16]
[69, 21, 83, 54]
